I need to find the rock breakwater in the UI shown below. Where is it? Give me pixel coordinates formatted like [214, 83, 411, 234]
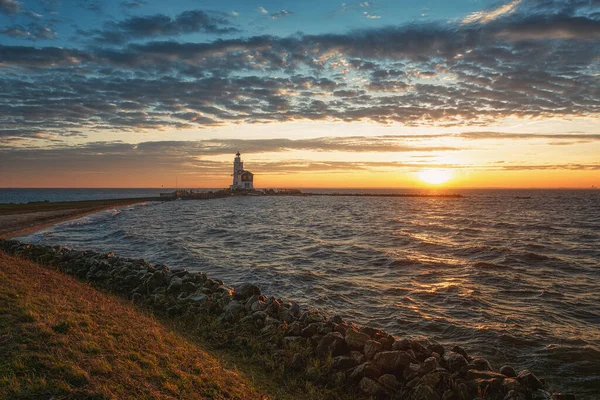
[0, 240, 575, 400]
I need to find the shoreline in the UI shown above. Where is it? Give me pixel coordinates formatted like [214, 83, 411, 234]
[0, 197, 166, 239]
[0, 239, 572, 400]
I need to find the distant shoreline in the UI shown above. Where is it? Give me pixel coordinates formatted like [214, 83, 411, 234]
[0, 197, 166, 239]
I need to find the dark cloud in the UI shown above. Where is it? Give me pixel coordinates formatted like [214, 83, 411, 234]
[0, 0, 20, 15]
[87, 10, 240, 44]
[1, 23, 57, 41]
[0, 3, 598, 132]
[78, 0, 103, 13]
[121, 0, 148, 8]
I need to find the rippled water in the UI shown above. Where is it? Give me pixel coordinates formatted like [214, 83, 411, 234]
[19, 190, 600, 398]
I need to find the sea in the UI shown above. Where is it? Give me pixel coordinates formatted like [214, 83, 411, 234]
[8, 188, 600, 398]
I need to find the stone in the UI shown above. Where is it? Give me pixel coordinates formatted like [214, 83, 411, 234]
[441, 390, 455, 400]
[301, 323, 319, 338]
[404, 363, 421, 381]
[420, 356, 438, 375]
[283, 336, 302, 347]
[359, 377, 386, 397]
[373, 351, 411, 373]
[502, 378, 520, 391]
[316, 332, 349, 357]
[287, 321, 301, 336]
[500, 365, 517, 378]
[472, 357, 492, 371]
[411, 384, 441, 400]
[429, 343, 445, 357]
[329, 371, 346, 387]
[552, 393, 575, 400]
[166, 276, 182, 293]
[517, 369, 544, 389]
[393, 338, 412, 351]
[454, 382, 470, 400]
[349, 362, 382, 381]
[446, 352, 468, 372]
[503, 390, 527, 400]
[345, 328, 371, 350]
[350, 350, 365, 365]
[304, 312, 324, 324]
[182, 281, 197, 293]
[552, 394, 576, 400]
[289, 302, 301, 317]
[531, 390, 553, 400]
[470, 378, 503, 391]
[131, 292, 143, 304]
[187, 294, 207, 303]
[364, 340, 383, 360]
[451, 345, 470, 361]
[379, 374, 402, 391]
[218, 301, 245, 323]
[233, 283, 261, 300]
[466, 370, 506, 381]
[418, 372, 441, 388]
[333, 355, 358, 370]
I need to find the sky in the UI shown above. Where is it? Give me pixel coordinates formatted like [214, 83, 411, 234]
[0, 0, 599, 188]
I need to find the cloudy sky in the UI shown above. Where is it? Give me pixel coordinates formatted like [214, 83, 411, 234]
[1, 0, 598, 188]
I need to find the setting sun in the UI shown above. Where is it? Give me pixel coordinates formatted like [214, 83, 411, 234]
[418, 169, 453, 185]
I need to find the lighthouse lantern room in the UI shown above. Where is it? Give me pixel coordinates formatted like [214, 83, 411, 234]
[230, 152, 254, 190]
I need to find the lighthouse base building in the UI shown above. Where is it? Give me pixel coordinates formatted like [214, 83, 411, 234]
[230, 152, 254, 190]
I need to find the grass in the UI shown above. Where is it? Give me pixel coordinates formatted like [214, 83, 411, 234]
[0, 251, 267, 400]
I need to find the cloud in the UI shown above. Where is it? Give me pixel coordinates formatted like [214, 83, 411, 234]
[0, 3, 598, 133]
[258, 7, 268, 14]
[331, 1, 381, 19]
[271, 10, 294, 20]
[1, 23, 57, 41]
[86, 10, 241, 44]
[0, 0, 21, 15]
[121, 0, 147, 8]
[462, 0, 522, 25]
[458, 132, 600, 141]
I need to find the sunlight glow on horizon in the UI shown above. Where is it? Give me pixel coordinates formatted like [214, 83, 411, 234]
[417, 170, 454, 185]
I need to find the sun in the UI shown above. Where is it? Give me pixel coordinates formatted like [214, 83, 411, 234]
[418, 169, 453, 185]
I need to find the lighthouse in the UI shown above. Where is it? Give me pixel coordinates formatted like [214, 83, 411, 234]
[230, 152, 254, 190]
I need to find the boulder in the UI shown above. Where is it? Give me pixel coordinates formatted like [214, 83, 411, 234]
[287, 321, 302, 336]
[316, 332, 349, 356]
[466, 370, 506, 381]
[345, 328, 371, 350]
[359, 377, 386, 397]
[332, 355, 358, 370]
[364, 340, 383, 360]
[446, 352, 468, 372]
[373, 351, 411, 373]
[379, 374, 402, 391]
[393, 338, 412, 351]
[411, 384, 441, 400]
[419, 372, 441, 388]
[517, 369, 544, 389]
[166, 276, 182, 294]
[472, 357, 492, 371]
[349, 362, 382, 381]
[500, 365, 517, 378]
[233, 283, 261, 300]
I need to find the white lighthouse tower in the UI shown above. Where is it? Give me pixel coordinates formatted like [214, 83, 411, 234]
[230, 152, 254, 191]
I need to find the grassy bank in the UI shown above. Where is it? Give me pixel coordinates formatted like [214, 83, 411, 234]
[0, 251, 266, 399]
